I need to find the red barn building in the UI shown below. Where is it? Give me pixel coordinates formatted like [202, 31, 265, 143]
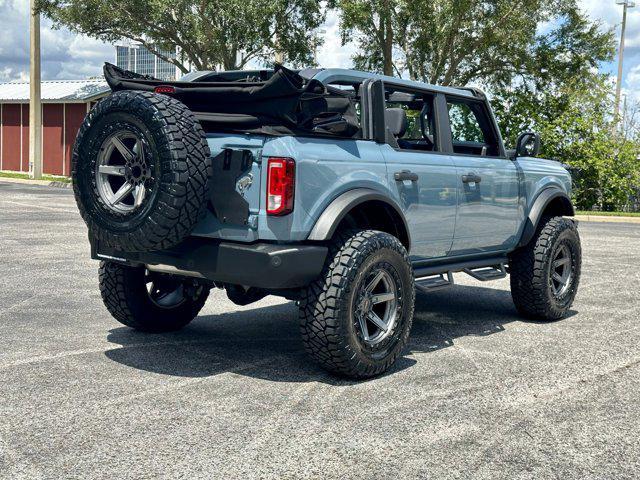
[0, 80, 110, 176]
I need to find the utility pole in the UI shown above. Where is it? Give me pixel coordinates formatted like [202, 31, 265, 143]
[615, 0, 636, 126]
[29, 0, 42, 179]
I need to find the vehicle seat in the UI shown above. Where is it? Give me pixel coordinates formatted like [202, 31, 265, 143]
[385, 108, 410, 149]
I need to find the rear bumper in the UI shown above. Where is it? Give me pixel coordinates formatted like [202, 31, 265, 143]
[92, 237, 328, 289]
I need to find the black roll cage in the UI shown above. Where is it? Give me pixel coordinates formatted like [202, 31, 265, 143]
[357, 78, 507, 158]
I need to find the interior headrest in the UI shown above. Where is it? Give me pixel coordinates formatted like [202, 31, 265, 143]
[385, 108, 407, 138]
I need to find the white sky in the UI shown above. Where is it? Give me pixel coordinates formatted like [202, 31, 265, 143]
[1, 0, 638, 95]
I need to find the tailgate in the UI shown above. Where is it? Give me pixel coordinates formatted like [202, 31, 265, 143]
[191, 133, 266, 242]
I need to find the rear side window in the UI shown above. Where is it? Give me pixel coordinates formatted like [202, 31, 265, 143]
[446, 98, 500, 157]
[385, 91, 438, 152]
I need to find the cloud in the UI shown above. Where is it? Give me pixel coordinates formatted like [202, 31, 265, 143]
[578, 0, 640, 106]
[315, 10, 355, 69]
[0, 0, 638, 87]
[0, 0, 112, 82]
[579, 0, 640, 86]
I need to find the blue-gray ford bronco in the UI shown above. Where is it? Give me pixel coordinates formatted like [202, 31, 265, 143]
[72, 64, 581, 378]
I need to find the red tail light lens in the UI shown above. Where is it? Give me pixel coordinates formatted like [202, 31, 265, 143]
[154, 85, 176, 94]
[266, 157, 295, 216]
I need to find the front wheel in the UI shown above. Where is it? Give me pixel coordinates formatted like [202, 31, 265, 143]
[99, 261, 210, 332]
[299, 230, 415, 379]
[509, 216, 582, 320]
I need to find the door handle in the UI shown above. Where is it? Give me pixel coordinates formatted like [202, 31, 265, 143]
[462, 173, 482, 184]
[394, 170, 419, 182]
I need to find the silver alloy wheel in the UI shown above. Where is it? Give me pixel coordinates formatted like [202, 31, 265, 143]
[355, 268, 399, 346]
[96, 131, 151, 214]
[550, 244, 573, 297]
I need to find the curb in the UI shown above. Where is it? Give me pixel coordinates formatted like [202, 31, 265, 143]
[0, 177, 72, 189]
[575, 214, 640, 224]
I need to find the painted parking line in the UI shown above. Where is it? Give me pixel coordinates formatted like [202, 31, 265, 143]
[0, 199, 77, 214]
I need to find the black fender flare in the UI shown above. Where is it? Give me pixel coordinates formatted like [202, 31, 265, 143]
[307, 188, 411, 249]
[518, 187, 575, 248]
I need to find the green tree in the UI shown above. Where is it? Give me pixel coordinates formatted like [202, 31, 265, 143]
[491, 6, 615, 141]
[493, 78, 640, 211]
[36, 0, 325, 72]
[333, 0, 613, 87]
[539, 86, 640, 212]
[330, 0, 408, 76]
[482, 8, 637, 212]
[404, 0, 544, 85]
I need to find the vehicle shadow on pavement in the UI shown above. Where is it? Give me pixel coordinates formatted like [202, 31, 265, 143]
[104, 284, 576, 383]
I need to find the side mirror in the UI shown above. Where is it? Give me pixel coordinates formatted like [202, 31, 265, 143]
[514, 132, 541, 158]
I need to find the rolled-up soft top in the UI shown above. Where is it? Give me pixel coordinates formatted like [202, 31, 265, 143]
[103, 63, 359, 137]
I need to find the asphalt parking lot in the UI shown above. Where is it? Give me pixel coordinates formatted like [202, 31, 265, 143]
[1, 180, 639, 480]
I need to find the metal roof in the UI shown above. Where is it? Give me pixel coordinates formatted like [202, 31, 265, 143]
[0, 79, 110, 103]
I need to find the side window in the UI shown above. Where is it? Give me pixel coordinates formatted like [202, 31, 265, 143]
[385, 90, 438, 152]
[448, 103, 484, 143]
[446, 98, 500, 156]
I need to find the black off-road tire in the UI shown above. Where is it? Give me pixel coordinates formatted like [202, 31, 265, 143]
[509, 216, 581, 321]
[299, 230, 415, 379]
[72, 90, 212, 252]
[99, 261, 210, 332]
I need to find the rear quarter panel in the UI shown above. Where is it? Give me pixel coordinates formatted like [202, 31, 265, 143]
[259, 136, 392, 241]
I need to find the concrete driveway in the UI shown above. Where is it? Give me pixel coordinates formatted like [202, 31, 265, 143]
[1, 181, 639, 479]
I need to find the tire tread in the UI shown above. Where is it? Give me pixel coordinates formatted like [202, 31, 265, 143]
[72, 91, 212, 252]
[509, 216, 581, 320]
[299, 230, 415, 378]
[99, 261, 209, 332]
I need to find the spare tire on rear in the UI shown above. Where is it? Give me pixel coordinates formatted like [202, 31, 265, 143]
[72, 90, 212, 253]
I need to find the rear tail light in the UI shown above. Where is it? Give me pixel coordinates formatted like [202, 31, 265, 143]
[154, 85, 176, 94]
[266, 157, 295, 216]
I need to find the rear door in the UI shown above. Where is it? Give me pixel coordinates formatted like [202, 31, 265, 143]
[380, 89, 458, 261]
[444, 96, 520, 255]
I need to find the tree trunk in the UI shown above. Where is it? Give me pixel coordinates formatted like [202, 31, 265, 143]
[223, 44, 239, 70]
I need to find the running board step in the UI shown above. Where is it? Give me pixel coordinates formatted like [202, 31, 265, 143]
[462, 264, 507, 282]
[415, 272, 454, 292]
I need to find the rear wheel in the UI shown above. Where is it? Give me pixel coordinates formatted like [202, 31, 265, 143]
[99, 261, 210, 332]
[509, 216, 581, 320]
[299, 230, 415, 379]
